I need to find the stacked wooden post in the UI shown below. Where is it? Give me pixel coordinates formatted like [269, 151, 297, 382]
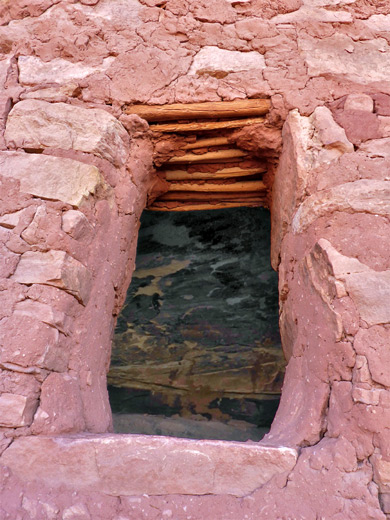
[124, 99, 271, 211]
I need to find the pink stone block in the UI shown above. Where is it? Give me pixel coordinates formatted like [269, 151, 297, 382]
[346, 270, 390, 326]
[344, 94, 374, 112]
[14, 299, 68, 334]
[5, 100, 129, 166]
[11, 250, 92, 305]
[0, 241, 19, 278]
[31, 373, 85, 434]
[0, 152, 105, 208]
[352, 386, 382, 406]
[61, 210, 91, 240]
[371, 454, 390, 493]
[354, 327, 390, 387]
[0, 315, 68, 371]
[0, 393, 38, 427]
[0, 435, 298, 497]
[292, 179, 390, 234]
[18, 55, 114, 86]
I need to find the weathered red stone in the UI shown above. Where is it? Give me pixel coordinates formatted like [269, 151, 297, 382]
[0, 315, 68, 371]
[5, 100, 129, 166]
[11, 250, 92, 305]
[0, 1, 390, 518]
[1, 434, 298, 497]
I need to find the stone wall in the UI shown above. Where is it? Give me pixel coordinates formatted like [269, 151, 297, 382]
[0, 99, 157, 439]
[1, 0, 390, 518]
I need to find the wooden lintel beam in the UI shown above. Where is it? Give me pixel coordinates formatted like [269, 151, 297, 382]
[148, 201, 266, 211]
[183, 137, 230, 150]
[125, 99, 270, 122]
[168, 180, 266, 192]
[160, 191, 267, 201]
[167, 149, 248, 164]
[148, 117, 265, 133]
[164, 167, 266, 181]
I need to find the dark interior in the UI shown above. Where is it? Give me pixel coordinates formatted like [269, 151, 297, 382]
[108, 207, 284, 441]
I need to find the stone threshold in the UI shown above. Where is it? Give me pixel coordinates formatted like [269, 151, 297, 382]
[1, 434, 298, 497]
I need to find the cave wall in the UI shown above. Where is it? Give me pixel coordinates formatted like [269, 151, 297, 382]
[0, 0, 390, 518]
[109, 207, 283, 425]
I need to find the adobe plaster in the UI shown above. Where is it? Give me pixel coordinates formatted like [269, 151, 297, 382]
[0, 0, 390, 518]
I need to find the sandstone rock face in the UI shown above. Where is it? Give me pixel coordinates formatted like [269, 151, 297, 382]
[372, 454, 390, 493]
[0, 393, 38, 427]
[266, 96, 390, 518]
[272, 5, 352, 23]
[0, 315, 68, 371]
[360, 137, 390, 157]
[13, 299, 68, 334]
[1, 1, 390, 519]
[18, 55, 115, 86]
[5, 100, 129, 166]
[344, 93, 374, 112]
[354, 328, 390, 388]
[0, 230, 19, 278]
[271, 107, 353, 267]
[73, 0, 143, 29]
[299, 33, 390, 84]
[0, 208, 26, 229]
[61, 210, 91, 240]
[346, 271, 390, 326]
[0, 152, 105, 207]
[31, 373, 85, 434]
[189, 47, 266, 77]
[1, 434, 298, 497]
[302, 240, 390, 393]
[292, 180, 390, 234]
[62, 504, 91, 520]
[11, 250, 92, 305]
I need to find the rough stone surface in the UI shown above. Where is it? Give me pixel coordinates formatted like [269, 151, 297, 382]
[5, 100, 129, 166]
[31, 373, 85, 434]
[333, 110, 381, 145]
[380, 492, 390, 514]
[18, 55, 115, 86]
[271, 107, 353, 267]
[11, 250, 92, 305]
[62, 503, 91, 520]
[374, 94, 390, 116]
[0, 393, 38, 427]
[189, 47, 266, 76]
[0, 208, 26, 229]
[292, 180, 390, 234]
[344, 93, 374, 112]
[14, 299, 68, 334]
[272, 5, 352, 23]
[372, 454, 390, 493]
[360, 137, 390, 158]
[346, 270, 390, 326]
[0, 315, 68, 371]
[61, 210, 91, 240]
[0, 1, 390, 519]
[299, 33, 390, 84]
[1, 434, 298, 497]
[0, 229, 19, 278]
[354, 327, 390, 387]
[0, 152, 105, 207]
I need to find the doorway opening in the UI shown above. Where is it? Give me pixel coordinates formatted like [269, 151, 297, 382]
[108, 206, 284, 442]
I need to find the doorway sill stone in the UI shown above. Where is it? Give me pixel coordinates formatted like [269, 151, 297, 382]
[1, 434, 298, 497]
